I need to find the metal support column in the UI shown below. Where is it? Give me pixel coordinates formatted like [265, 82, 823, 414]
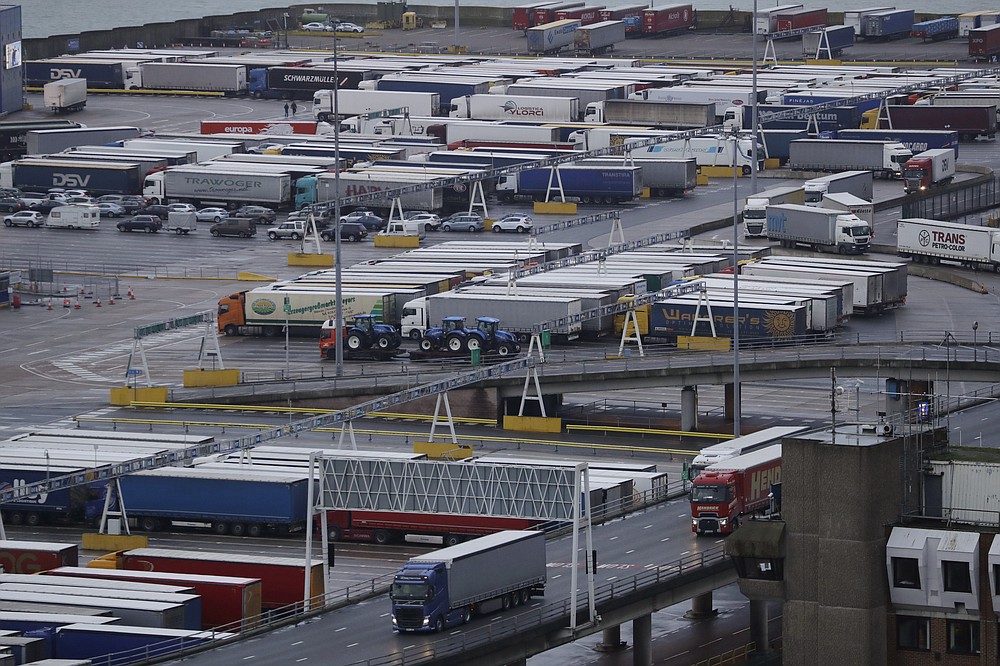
[633, 614, 652, 666]
[196, 317, 224, 370]
[681, 385, 699, 432]
[750, 599, 770, 653]
[544, 167, 566, 203]
[335, 421, 358, 450]
[617, 309, 644, 358]
[427, 392, 459, 443]
[517, 369, 547, 418]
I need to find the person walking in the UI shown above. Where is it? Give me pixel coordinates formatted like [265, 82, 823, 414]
[291, 101, 298, 116]
[284, 102, 290, 117]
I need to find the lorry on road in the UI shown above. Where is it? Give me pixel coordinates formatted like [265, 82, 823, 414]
[390, 531, 546, 632]
[143, 166, 292, 208]
[690, 445, 782, 536]
[119, 467, 311, 537]
[318, 315, 403, 361]
[450, 94, 579, 122]
[322, 509, 542, 545]
[573, 20, 626, 55]
[302, 171, 445, 212]
[25, 59, 128, 89]
[742, 185, 805, 237]
[496, 164, 642, 203]
[766, 203, 871, 254]
[896, 218, 1000, 271]
[724, 104, 862, 134]
[880, 105, 997, 141]
[902, 148, 955, 193]
[647, 299, 808, 340]
[802, 170, 874, 206]
[578, 157, 696, 197]
[583, 99, 714, 128]
[12, 158, 142, 195]
[43, 78, 87, 114]
[835, 129, 959, 155]
[139, 62, 248, 94]
[822, 192, 874, 227]
[0, 541, 79, 574]
[311, 89, 440, 122]
[219, 287, 416, 337]
[787, 139, 911, 178]
[401, 293, 583, 343]
[527, 19, 583, 53]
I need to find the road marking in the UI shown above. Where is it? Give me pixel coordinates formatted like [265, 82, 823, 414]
[0, 348, 17, 354]
[609, 535, 618, 540]
[334, 627, 346, 632]
[625, 549, 634, 554]
[346, 643, 358, 648]
[26, 340, 47, 347]
[292, 641, 303, 645]
[26, 349, 48, 356]
[700, 638, 722, 647]
[643, 524, 653, 529]
[296, 659, 308, 663]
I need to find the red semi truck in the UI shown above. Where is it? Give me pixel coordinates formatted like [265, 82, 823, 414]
[903, 148, 956, 193]
[199, 120, 327, 135]
[690, 445, 782, 536]
[642, 4, 694, 35]
[323, 510, 543, 546]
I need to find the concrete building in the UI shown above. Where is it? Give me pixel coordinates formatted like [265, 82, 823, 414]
[0, 5, 22, 117]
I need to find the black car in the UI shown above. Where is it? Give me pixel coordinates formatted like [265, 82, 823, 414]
[320, 222, 368, 242]
[233, 205, 276, 224]
[117, 215, 163, 233]
[0, 198, 24, 213]
[137, 204, 171, 219]
[119, 196, 150, 214]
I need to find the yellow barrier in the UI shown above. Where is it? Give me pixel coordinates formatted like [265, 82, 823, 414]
[182, 369, 240, 387]
[503, 415, 563, 433]
[238, 271, 277, 281]
[82, 533, 148, 551]
[677, 335, 731, 352]
[110, 386, 168, 406]
[413, 440, 473, 459]
[806, 59, 842, 66]
[763, 158, 781, 170]
[696, 173, 710, 186]
[534, 201, 577, 215]
[86, 551, 122, 569]
[641, 186, 651, 199]
[288, 253, 335, 267]
[374, 234, 420, 248]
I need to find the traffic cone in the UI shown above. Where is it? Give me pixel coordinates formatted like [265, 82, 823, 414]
[95, 297, 102, 307]
[47, 299, 53, 311]
[74, 297, 81, 310]
[109, 294, 115, 305]
[62, 298, 70, 308]
[128, 286, 135, 300]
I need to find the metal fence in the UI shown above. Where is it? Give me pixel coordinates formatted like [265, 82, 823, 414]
[901, 175, 1000, 221]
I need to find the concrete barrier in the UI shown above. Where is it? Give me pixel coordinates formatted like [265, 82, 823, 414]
[288, 252, 335, 267]
[82, 534, 148, 552]
[503, 415, 562, 433]
[534, 201, 577, 215]
[183, 368, 240, 387]
[110, 386, 168, 406]
[413, 441, 473, 459]
[374, 235, 420, 248]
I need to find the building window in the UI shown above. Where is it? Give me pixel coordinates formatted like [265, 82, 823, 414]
[942, 560, 972, 593]
[897, 615, 930, 651]
[994, 564, 1000, 595]
[947, 619, 980, 655]
[892, 557, 921, 589]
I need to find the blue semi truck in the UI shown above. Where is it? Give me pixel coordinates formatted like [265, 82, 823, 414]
[648, 299, 809, 340]
[25, 60, 126, 88]
[11, 159, 142, 195]
[0, 465, 107, 526]
[835, 129, 959, 156]
[496, 165, 642, 203]
[391, 531, 546, 632]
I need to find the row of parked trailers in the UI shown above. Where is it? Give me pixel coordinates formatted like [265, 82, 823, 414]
[513, 1, 693, 36]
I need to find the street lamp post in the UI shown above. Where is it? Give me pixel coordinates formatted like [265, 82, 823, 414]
[750, 0, 758, 196]
[732, 130, 741, 437]
[283, 13, 289, 49]
[333, 36, 344, 376]
[973, 321, 979, 361]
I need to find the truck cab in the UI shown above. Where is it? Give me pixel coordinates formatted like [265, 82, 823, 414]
[743, 197, 769, 237]
[390, 562, 459, 632]
[690, 470, 738, 535]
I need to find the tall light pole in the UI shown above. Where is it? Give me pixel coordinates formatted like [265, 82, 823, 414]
[750, 0, 759, 196]
[333, 36, 344, 376]
[732, 130, 741, 437]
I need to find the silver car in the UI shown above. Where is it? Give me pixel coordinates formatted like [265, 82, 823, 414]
[97, 202, 126, 218]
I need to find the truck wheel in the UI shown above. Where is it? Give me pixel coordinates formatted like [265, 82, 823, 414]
[326, 348, 337, 360]
[223, 324, 238, 336]
[347, 333, 365, 350]
[230, 523, 247, 536]
[373, 530, 391, 545]
[445, 534, 462, 546]
[25, 512, 41, 527]
[263, 326, 279, 338]
[511, 591, 521, 607]
[461, 608, 471, 624]
[212, 521, 229, 535]
[6, 511, 22, 525]
[328, 526, 342, 542]
[434, 616, 445, 632]
[519, 589, 530, 605]
[446, 335, 464, 352]
[409, 329, 422, 340]
[496, 343, 512, 356]
[501, 594, 512, 610]
[419, 338, 435, 351]
[139, 517, 159, 532]
[376, 334, 393, 349]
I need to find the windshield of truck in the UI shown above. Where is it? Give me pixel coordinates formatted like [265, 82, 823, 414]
[803, 192, 822, 204]
[391, 582, 431, 600]
[743, 209, 765, 219]
[903, 169, 924, 180]
[850, 225, 872, 237]
[691, 484, 730, 503]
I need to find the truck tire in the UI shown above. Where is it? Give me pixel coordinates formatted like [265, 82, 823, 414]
[139, 517, 159, 532]
[419, 338, 435, 351]
[446, 334, 464, 352]
[519, 588, 530, 605]
[245, 524, 262, 537]
[373, 529, 391, 545]
[461, 608, 471, 624]
[263, 326, 279, 337]
[6, 511, 22, 525]
[501, 594, 512, 610]
[445, 534, 462, 546]
[409, 329, 422, 340]
[212, 521, 229, 535]
[376, 333, 393, 349]
[496, 343, 513, 356]
[230, 523, 247, 536]
[25, 512, 41, 527]
[347, 333, 365, 350]
[327, 526, 342, 542]
[224, 324, 238, 336]
[466, 336, 481, 351]
[434, 616, 445, 632]
[326, 348, 337, 360]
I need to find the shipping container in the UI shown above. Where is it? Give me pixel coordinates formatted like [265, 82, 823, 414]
[774, 7, 828, 33]
[555, 5, 605, 25]
[755, 3, 804, 35]
[802, 25, 855, 56]
[860, 9, 914, 40]
[532, 1, 585, 25]
[969, 23, 1000, 61]
[911, 16, 959, 41]
[513, 1, 562, 30]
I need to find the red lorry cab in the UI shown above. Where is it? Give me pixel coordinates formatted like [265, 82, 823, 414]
[690, 445, 781, 535]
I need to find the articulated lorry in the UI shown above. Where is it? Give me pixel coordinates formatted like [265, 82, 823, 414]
[449, 94, 579, 122]
[0, 465, 106, 527]
[27, 126, 142, 155]
[390, 531, 546, 632]
[311, 89, 440, 122]
[742, 185, 805, 237]
[25, 59, 128, 89]
[43, 78, 87, 114]
[578, 157, 696, 197]
[802, 170, 874, 206]
[632, 86, 767, 119]
[902, 148, 955, 193]
[573, 20, 626, 55]
[690, 445, 781, 536]
[527, 19, 583, 53]
[143, 166, 293, 208]
[634, 135, 763, 175]
[219, 287, 417, 337]
[301, 171, 445, 211]
[766, 203, 871, 254]
[12, 158, 142, 195]
[138, 62, 248, 94]
[881, 105, 997, 141]
[583, 99, 715, 128]
[0, 541, 79, 574]
[496, 164, 642, 203]
[788, 139, 912, 178]
[401, 293, 584, 342]
[323, 509, 542, 546]
[897, 218, 1000, 271]
[835, 129, 959, 155]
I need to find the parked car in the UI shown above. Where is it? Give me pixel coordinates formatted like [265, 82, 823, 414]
[137, 204, 172, 219]
[117, 215, 162, 233]
[233, 205, 276, 224]
[492, 213, 534, 233]
[96, 194, 126, 205]
[405, 212, 441, 232]
[0, 198, 25, 213]
[167, 203, 197, 213]
[19, 193, 50, 208]
[340, 211, 384, 230]
[65, 196, 96, 206]
[97, 202, 126, 218]
[288, 206, 334, 226]
[3, 211, 45, 227]
[336, 22, 365, 33]
[50, 188, 88, 198]
[266, 221, 308, 240]
[196, 207, 229, 223]
[210, 217, 256, 238]
[302, 22, 332, 31]
[119, 196, 149, 213]
[320, 221, 368, 242]
[440, 212, 484, 232]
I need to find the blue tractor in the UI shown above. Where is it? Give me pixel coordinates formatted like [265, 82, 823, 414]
[321, 314, 401, 360]
[419, 316, 521, 356]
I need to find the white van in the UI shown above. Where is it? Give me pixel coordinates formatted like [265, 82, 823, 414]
[381, 219, 425, 240]
[46, 205, 100, 230]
